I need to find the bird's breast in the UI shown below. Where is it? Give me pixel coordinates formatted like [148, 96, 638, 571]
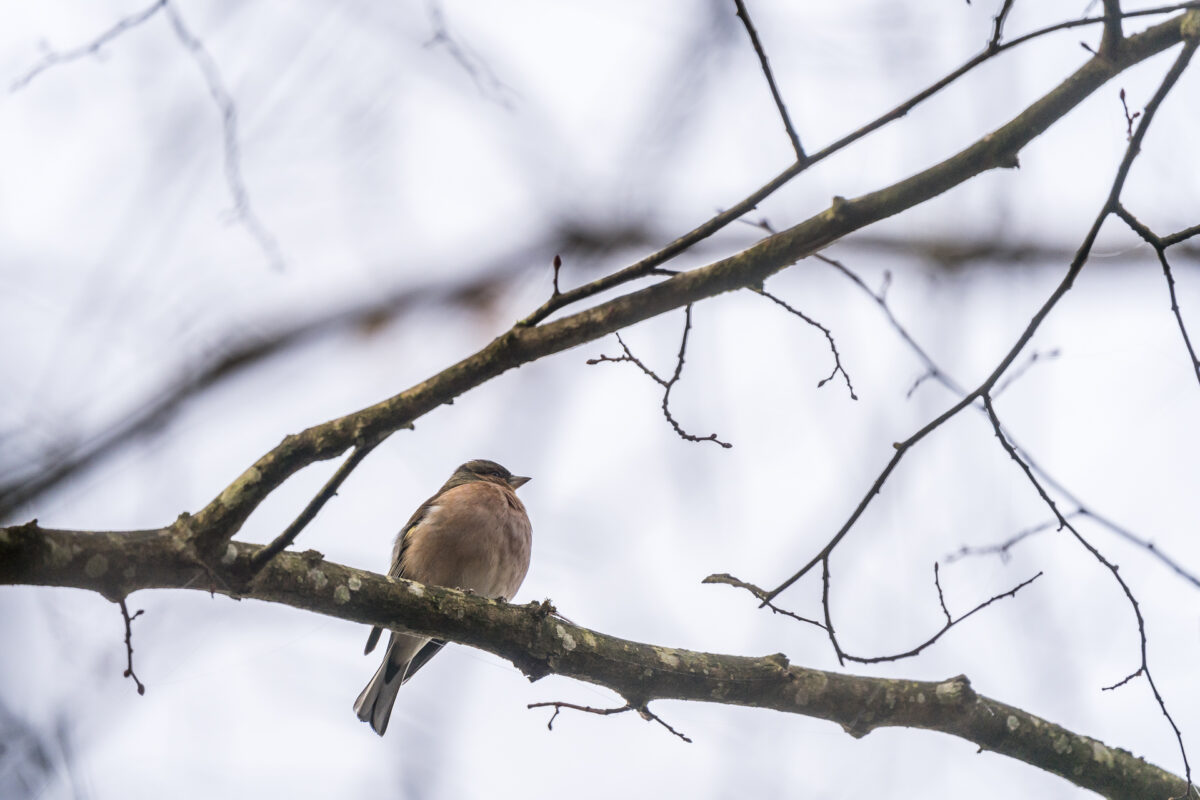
[399, 481, 531, 600]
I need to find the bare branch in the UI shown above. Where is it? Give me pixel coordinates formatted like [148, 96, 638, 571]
[2, 522, 1191, 799]
[1163, 221, 1200, 247]
[118, 600, 146, 696]
[945, 515, 1074, 564]
[246, 434, 390, 578]
[527, 701, 693, 743]
[516, 6, 1200, 328]
[752, 287, 857, 399]
[163, 2, 285, 271]
[731, 0, 805, 160]
[828, 259, 1200, 589]
[1102, 0, 1126, 56]
[992, 348, 1062, 397]
[840, 568, 1044, 665]
[703, 573, 828, 630]
[983, 394, 1192, 790]
[424, 0, 517, 109]
[8, 0, 167, 92]
[588, 306, 732, 448]
[989, 0, 1017, 51]
[762, 21, 1199, 605]
[1114, 204, 1200, 388]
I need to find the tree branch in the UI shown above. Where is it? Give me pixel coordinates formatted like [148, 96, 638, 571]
[731, 0, 805, 160]
[179, 12, 1200, 560]
[0, 521, 1189, 800]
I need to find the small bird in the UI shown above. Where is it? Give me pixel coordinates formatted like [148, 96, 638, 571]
[354, 459, 532, 736]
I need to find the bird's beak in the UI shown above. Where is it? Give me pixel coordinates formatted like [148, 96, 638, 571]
[508, 475, 531, 489]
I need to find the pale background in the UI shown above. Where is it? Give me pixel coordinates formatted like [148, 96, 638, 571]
[2, 1, 1198, 797]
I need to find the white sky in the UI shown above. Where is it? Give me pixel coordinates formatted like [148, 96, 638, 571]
[2, 1, 1199, 798]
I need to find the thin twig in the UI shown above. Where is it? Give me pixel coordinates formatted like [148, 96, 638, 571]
[424, 0, 517, 109]
[731, 0, 805, 160]
[992, 348, 1062, 397]
[587, 305, 732, 448]
[1114, 204, 1200, 388]
[118, 600, 146, 696]
[828, 257, 1200, 587]
[752, 287, 857, 399]
[702, 573, 828, 630]
[515, 4, 1200, 329]
[983, 394, 1191, 790]
[247, 435, 389, 576]
[840, 567, 1043, 664]
[945, 515, 1076, 564]
[527, 701, 692, 743]
[763, 31, 1199, 605]
[989, 0, 1017, 51]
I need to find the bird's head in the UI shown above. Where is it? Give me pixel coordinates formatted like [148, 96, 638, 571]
[450, 459, 530, 490]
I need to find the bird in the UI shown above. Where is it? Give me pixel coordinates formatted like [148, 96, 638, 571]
[354, 459, 532, 736]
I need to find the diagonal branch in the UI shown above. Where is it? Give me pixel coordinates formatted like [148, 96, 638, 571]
[8, 0, 168, 92]
[731, 0, 805, 160]
[983, 395, 1193, 790]
[177, 11, 1198, 559]
[827, 258, 1200, 589]
[245, 433, 390, 578]
[515, 5, 1200, 328]
[761, 19, 1199, 604]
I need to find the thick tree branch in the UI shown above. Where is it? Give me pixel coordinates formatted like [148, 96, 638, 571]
[0, 521, 1189, 800]
[514, 4, 1199, 329]
[181, 12, 1200, 558]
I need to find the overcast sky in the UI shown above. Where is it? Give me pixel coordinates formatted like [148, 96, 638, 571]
[2, 1, 1199, 798]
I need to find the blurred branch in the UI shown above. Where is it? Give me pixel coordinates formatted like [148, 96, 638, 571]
[162, 2, 285, 270]
[8, 0, 167, 92]
[0, 521, 1190, 800]
[840, 566, 1043, 665]
[843, 231, 1200, 268]
[424, 0, 517, 108]
[9, 1, 285, 269]
[0, 222, 655, 519]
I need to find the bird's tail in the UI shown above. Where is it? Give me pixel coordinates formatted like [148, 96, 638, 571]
[354, 632, 427, 736]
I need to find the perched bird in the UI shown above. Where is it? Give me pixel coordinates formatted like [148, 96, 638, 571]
[354, 459, 532, 736]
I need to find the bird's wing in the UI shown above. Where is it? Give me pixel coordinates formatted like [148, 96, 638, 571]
[400, 639, 447, 684]
[364, 490, 441, 654]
